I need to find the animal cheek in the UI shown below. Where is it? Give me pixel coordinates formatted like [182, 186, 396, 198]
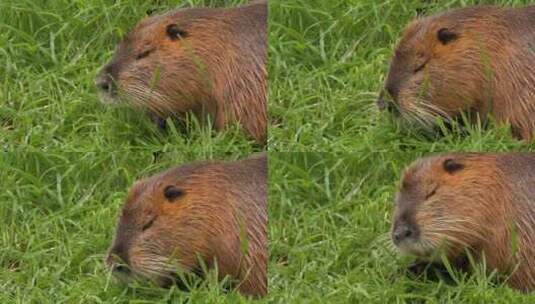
[125, 245, 144, 274]
[430, 206, 445, 219]
[120, 66, 152, 87]
[413, 210, 432, 228]
[128, 241, 164, 273]
[396, 88, 419, 111]
[410, 75, 434, 99]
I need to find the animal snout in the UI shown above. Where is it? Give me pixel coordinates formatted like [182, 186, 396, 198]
[95, 73, 115, 94]
[377, 90, 400, 116]
[95, 76, 111, 92]
[95, 64, 118, 95]
[112, 263, 131, 274]
[385, 81, 399, 102]
[392, 221, 418, 244]
[106, 242, 130, 273]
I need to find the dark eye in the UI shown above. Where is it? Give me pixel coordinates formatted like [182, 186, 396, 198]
[166, 24, 187, 40]
[164, 185, 184, 202]
[142, 217, 155, 231]
[136, 49, 152, 60]
[437, 28, 458, 45]
[443, 158, 464, 174]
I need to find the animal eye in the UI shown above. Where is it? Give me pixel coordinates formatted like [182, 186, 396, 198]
[142, 217, 155, 231]
[437, 28, 458, 45]
[443, 158, 464, 174]
[163, 185, 184, 202]
[136, 49, 152, 60]
[166, 24, 187, 40]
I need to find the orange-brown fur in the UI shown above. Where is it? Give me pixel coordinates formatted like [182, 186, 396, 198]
[392, 153, 535, 292]
[379, 6, 535, 141]
[95, 1, 267, 143]
[106, 154, 267, 297]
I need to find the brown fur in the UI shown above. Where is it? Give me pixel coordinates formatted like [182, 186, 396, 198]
[95, 1, 267, 143]
[106, 153, 267, 297]
[391, 153, 535, 292]
[379, 6, 535, 141]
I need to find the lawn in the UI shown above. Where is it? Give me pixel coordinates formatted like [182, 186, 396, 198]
[1, 0, 261, 303]
[268, 0, 535, 303]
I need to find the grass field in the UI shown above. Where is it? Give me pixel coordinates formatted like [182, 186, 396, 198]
[1, 0, 261, 303]
[268, 0, 535, 303]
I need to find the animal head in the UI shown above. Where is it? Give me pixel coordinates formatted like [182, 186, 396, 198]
[95, 7, 228, 116]
[106, 164, 242, 287]
[391, 154, 501, 261]
[378, 7, 502, 130]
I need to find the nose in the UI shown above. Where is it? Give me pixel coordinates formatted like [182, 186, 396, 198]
[385, 81, 399, 102]
[106, 241, 130, 267]
[96, 77, 109, 91]
[95, 64, 117, 94]
[95, 73, 113, 93]
[392, 222, 417, 244]
[377, 90, 400, 116]
[377, 91, 388, 111]
[106, 251, 131, 274]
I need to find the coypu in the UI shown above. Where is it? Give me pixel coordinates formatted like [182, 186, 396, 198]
[378, 5, 535, 141]
[106, 153, 267, 297]
[391, 153, 535, 292]
[95, 1, 267, 143]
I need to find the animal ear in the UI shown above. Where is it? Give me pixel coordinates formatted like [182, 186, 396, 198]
[166, 24, 187, 40]
[163, 185, 184, 202]
[443, 158, 464, 174]
[437, 28, 458, 45]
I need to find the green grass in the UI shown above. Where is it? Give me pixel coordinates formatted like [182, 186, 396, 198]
[267, 0, 535, 302]
[1, 0, 261, 303]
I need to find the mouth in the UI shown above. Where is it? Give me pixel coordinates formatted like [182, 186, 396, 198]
[150, 264, 204, 290]
[95, 76, 120, 104]
[98, 90, 120, 104]
[109, 262, 135, 284]
[394, 238, 436, 259]
[168, 270, 203, 291]
[377, 96, 401, 116]
[110, 260, 204, 290]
